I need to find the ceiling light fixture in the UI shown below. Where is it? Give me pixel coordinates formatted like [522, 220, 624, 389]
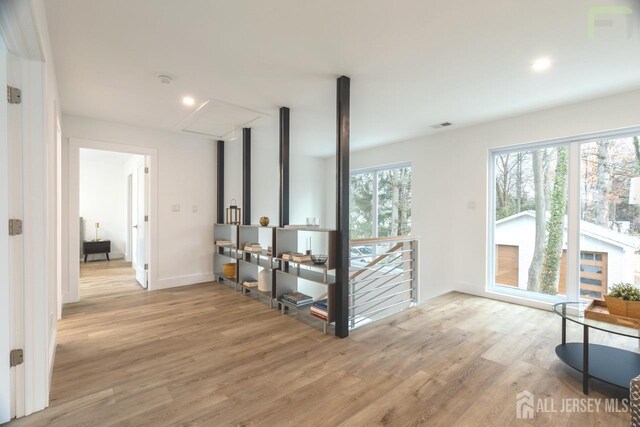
[182, 96, 195, 106]
[531, 57, 552, 72]
[157, 74, 174, 84]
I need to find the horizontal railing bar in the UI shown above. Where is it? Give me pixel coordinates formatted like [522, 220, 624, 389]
[349, 288, 413, 309]
[350, 236, 419, 245]
[350, 254, 405, 284]
[350, 269, 414, 286]
[350, 298, 414, 319]
[350, 278, 414, 297]
[349, 268, 414, 293]
[349, 249, 414, 260]
[350, 259, 412, 272]
[350, 243, 405, 281]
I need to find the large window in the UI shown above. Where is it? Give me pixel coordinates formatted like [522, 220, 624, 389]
[350, 164, 412, 239]
[490, 131, 640, 302]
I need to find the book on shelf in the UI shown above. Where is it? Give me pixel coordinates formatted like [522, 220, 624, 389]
[242, 281, 258, 288]
[312, 299, 328, 310]
[281, 252, 312, 262]
[243, 243, 262, 252]
[281, 292, 313, 306]
[310, 312, 328, 322]
[310, 306, 327, 316]
[216, 240, 232, 246]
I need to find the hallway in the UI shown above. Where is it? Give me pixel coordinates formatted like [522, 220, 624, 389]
[9, 265, 630, 426]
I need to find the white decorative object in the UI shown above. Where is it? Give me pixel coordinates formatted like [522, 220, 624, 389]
[258, 268, 270, 292]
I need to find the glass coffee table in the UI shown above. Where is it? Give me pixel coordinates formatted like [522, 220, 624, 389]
[553, 302, 640, 394]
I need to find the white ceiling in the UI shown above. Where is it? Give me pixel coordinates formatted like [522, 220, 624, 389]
[45, 0, 640, 156]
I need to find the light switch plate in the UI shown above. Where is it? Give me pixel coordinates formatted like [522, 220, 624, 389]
[172, 204, 181, 212]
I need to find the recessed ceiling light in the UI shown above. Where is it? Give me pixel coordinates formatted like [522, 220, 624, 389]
[531, 57, 552, 72]
[157, 74, 174, 84]
[182, 96, 195, 106]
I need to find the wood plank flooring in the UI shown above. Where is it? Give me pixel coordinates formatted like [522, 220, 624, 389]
[9, 260, 633, 426]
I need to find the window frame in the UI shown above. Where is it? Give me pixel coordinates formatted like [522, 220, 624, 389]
[487, 126, 640, 304]
[350, 162, 412, 239]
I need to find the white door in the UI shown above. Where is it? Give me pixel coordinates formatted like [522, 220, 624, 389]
[134, 161, 148, 288]
[0, 37, 12, 424]
[2, 47, 25, 422]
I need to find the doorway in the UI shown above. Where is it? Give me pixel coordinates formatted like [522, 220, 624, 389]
[78, 148, 147, 295]
[67, 138, 158, 303]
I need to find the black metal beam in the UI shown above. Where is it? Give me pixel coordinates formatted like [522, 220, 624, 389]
[242, 128, 251, 225]
[216, 140, 224, 224]
[335, 75, 350, 338]
[279, 107, 290, 227]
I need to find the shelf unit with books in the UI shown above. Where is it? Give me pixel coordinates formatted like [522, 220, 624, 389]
[214, 223, 239, 289]
[275, 227, 336, 334]
[237, 225, 278, 306]
[213, 223, 337, 334]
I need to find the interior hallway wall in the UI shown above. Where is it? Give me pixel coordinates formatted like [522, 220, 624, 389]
[62, 115, 216, 299]
[223, 118, 327, 228]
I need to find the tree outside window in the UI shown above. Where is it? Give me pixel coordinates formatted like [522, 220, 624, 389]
[350, 164, 412, 239]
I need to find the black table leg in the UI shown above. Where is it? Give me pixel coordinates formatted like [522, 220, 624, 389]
[583, 325, 589, 395]
[84, 254, 88, 263]
[562, 305, 566, 345]
[106, 252, 110, 261]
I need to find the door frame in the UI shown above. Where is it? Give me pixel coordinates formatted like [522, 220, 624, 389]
[126, 173, 133, 262]
[66, 138, 158, 302]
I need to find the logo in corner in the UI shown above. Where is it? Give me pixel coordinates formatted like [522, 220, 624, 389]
[588, 6, 634, 40]
[516, 391, 535, 420]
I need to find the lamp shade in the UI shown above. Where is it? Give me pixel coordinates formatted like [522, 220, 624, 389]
[630, 177, 640, 205]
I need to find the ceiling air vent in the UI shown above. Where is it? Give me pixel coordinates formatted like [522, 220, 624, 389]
[430, 122, 453, 129]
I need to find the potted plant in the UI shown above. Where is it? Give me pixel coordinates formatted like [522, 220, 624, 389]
[604, 283, 640, 319]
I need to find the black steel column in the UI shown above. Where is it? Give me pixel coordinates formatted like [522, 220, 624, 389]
[279, 107, 290, 227]
[242, 128, 251, 225]
[216, 140, 224, 224]
[335, 75, 350, 338]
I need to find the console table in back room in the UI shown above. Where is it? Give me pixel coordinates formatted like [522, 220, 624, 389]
[83, 240, 111, 263]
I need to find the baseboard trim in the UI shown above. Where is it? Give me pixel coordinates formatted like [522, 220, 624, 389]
[154, 273, 216, 290]
[62, 291, 78, 304]
[48, 329, 57, 398]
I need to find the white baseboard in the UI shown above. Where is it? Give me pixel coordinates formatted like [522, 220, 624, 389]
[154, 273, 216, 290]
[62, 291, 78, 304]
[48, 329, 57, 394]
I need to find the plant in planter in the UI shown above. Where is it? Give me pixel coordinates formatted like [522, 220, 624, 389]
[604, 283, 640, 319]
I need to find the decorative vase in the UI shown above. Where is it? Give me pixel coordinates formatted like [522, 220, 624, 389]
[258, 268, 271, 292]
[604, 295, 640, 319]
[222, 262, 236, 279]
[259, 216, 270, 226]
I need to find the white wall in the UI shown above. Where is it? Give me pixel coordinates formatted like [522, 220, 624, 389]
[223, 119, 327, 228]
[79, 150, 141, 259]
[62, 115, 217, 296]
[325, 88, 640, 307]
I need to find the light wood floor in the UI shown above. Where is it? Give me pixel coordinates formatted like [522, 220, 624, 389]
[10, 260, 633, 426]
